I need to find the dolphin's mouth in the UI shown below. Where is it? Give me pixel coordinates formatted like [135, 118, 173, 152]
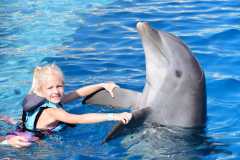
[136, 22, 145, 31]
[136, 22, 169, 66]
[137, 22, 154, 36]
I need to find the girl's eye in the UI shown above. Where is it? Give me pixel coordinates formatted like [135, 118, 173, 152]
[46, 85, 63, 90]
[47, 86, 53, 90]
[57, 85, 63, 88]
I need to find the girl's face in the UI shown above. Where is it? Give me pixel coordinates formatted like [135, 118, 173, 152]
[40, 73, 64, 104]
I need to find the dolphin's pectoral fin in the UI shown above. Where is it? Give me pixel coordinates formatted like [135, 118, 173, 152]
[102, 107, 151, 144]
[82, 87, 141, 109]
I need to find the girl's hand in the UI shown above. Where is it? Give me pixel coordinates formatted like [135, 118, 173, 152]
[113, 112, 132, 124]
[102, 82, 119, 98]
[7, 136, 31, 148]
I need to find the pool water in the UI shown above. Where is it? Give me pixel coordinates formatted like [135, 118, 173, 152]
[0, 0, 240, 159]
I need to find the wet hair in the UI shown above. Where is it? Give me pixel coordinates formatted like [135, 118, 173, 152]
[30, 64, 64, 95]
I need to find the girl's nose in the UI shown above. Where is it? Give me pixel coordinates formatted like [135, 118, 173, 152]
[53, 87, 59, 93]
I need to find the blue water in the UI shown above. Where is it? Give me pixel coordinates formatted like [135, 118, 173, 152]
[0, 0, 240, 159]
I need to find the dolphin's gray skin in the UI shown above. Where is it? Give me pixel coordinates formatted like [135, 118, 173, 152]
[83, 22, 206, 142]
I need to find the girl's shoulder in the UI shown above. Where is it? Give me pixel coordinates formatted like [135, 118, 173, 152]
[22, 93, 46, 112]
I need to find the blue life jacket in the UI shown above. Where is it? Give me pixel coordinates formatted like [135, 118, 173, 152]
[21, 93, 74, 134]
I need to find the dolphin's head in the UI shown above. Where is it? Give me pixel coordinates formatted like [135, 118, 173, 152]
[137, 22, 206, 127]
[137, 22, 204, 86]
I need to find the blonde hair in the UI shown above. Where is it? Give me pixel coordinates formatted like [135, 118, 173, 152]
[30, 64, 64, 95]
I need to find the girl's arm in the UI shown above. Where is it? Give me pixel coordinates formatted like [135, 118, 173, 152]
[62, 82, 118, 104]
[47, 108, 132, 124]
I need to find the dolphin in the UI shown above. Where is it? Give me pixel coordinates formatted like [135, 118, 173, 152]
[83, 22, 206, 142]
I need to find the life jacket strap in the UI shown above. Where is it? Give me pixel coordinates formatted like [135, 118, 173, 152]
[33, 107, 50, 131]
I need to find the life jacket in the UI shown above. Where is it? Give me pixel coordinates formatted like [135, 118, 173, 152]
[20, 93, 74, 135]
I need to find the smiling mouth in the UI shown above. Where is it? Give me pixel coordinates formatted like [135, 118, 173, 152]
[51, 94, 62, 100]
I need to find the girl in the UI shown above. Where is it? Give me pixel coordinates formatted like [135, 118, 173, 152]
[21, 64, 132, 134]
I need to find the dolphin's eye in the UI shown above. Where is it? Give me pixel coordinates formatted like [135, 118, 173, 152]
[175, 70, 182, 78]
